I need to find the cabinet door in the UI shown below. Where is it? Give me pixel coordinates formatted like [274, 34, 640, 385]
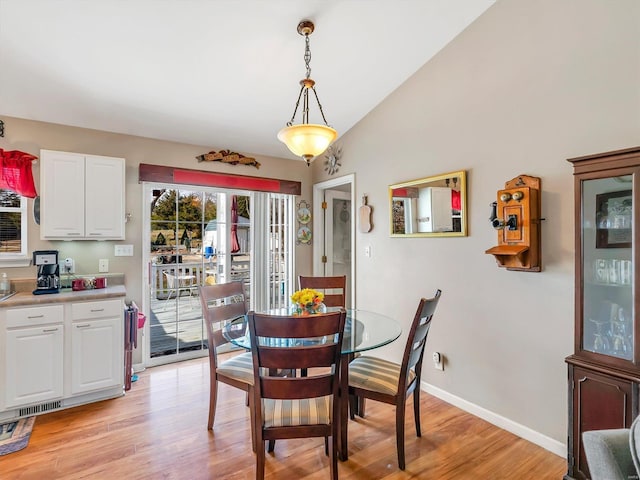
[578, 174, 635, 366]
[569, 365, 637, 480]
[40, 150, 85, 238]
[71, 317, 123, 394]
[5, 324, 64, 407]
[84, 155, 125, 239]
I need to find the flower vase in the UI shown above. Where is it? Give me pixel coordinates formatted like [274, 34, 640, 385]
[292, 302, 327, 316]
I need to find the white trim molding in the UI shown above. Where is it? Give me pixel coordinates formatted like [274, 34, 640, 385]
[421, 381, 566, 458]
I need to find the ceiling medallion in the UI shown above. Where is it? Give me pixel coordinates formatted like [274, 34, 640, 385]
[324, 145, 342, 175]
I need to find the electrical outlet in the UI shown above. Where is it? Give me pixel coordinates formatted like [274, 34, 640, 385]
[99, 259, 109, 273]
[433, 351, 444, 371]
[61, 257, 75, 274]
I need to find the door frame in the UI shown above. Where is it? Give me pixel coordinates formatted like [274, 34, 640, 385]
[312, 174, 356, 309]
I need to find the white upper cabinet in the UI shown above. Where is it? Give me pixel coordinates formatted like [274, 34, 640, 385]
[41, 150, 125, 240]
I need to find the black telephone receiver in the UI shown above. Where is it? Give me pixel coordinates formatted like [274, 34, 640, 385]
[489, 201, 517, 230]
[489, 202, 504, 229]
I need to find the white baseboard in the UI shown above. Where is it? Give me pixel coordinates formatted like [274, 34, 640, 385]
[421, 381, 567, 458]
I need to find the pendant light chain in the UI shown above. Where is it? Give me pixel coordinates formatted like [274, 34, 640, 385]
[304, 34, 312, 79]
[285, 28, 331, 128]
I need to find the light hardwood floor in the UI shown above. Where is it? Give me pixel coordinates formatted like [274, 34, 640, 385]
[0, 357, 567, 479]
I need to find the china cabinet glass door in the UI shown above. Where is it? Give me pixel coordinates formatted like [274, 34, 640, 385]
[581, 174, 634, 360]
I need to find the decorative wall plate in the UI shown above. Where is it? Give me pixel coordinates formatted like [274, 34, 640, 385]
[297, 206, 311, 224]
[297, 226, 312, 244]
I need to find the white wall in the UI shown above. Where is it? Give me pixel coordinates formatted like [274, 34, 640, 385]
[311, 0, 640, 450]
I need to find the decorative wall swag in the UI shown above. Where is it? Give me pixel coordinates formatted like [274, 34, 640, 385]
[196, 150, 261, 169]
[0, 149, 38, 198]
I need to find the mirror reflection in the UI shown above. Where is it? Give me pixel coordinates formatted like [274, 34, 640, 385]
[389, 170, 467, 237]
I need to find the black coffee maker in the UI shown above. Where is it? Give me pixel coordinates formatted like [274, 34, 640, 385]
[33, 250, 60, 295]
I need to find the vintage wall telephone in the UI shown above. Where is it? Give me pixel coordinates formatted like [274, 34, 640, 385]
[485, 174, 542, 271]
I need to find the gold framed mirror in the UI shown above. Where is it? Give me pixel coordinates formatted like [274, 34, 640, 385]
[389, 170, 467, 237]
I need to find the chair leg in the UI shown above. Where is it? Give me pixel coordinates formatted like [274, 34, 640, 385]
[358, 397, 366, 417]
[349, 394, 357, 420]
[208, 380, 218, 430]
[413, 389, 421, 437]
[325, 436, 329, 456]
[267, 440, 276, 453]
[256, 439, 266, 480]
[163, 289, 175, 311]
[396, 400, 406, 470]
[248, 389, 257, 453]
[330, 433, 338, 480]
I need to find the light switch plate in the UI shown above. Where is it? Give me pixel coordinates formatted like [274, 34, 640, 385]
[99, 259, 109, 273]
[114, 245, 134, 256]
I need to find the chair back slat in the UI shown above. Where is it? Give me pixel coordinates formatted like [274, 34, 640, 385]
[261, 376, 333, 399]
[258, 345, 338, 370]
[400, 290, 441, 386]
[298, 275, 346, 308]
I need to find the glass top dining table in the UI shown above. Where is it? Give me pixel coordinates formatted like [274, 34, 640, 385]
[221, 308, 402, 461]
[222, 308, 402, 355]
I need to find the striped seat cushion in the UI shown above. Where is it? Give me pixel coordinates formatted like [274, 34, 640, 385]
[217, 351, 254, 385]
[349, 356, 415, 396]
[262, 396, 332, 428]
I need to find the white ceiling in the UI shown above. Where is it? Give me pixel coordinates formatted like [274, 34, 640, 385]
[0, 0, 495, 160]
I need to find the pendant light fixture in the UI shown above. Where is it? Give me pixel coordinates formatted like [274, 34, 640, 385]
[277, 20, 337, 166]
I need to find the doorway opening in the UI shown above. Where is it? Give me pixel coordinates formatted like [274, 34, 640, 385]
[312, 174, 355, 309]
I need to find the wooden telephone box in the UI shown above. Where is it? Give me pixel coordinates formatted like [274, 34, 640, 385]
[485, 175, 542, 272]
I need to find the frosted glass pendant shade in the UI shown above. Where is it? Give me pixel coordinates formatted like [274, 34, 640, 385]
[278, 124, 337, 163]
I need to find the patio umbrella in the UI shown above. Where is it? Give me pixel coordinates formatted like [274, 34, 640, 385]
[231, 195, 240, 253]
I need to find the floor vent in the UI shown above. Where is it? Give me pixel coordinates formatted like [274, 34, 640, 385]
[19, 400, 61, 416]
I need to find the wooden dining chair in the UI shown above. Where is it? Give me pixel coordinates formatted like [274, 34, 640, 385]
[298, 275, 346, 308]
[348, 289, 442, 470]
[198, 282, 254, 437]
[248, 309, 347, 480]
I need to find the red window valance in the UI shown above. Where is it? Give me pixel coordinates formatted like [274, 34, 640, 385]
[0, 149, 38, 198]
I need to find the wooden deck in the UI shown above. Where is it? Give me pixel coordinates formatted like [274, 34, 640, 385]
[149, 291, 206, 358]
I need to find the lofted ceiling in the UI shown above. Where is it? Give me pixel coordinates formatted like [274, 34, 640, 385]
[0, 0, 495, 161]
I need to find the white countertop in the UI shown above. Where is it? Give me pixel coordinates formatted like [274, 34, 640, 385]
[0, 285, 126, 308]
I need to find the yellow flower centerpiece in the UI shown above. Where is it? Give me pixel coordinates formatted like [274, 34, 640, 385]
[291, 288, 326, 316]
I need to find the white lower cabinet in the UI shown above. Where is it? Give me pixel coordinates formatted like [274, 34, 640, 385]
[71, 317, 121, 394]
[4, 305, 64, 408]
[5, 324, 64, 408]
[70, 299, 123, 394]
[1, 297, 124, 419]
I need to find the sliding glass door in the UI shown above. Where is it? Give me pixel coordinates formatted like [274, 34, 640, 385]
[143, 183, 294, 366]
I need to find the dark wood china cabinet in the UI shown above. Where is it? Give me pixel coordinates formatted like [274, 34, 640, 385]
[565, 147, 640, 480]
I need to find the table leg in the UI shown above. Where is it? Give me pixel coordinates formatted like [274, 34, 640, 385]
[338, 353, 350, 461]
